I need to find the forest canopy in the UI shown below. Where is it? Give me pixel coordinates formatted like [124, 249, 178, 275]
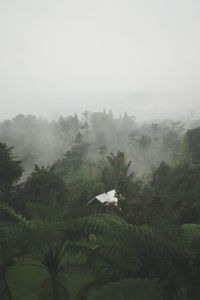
[1, 112, 200, 300]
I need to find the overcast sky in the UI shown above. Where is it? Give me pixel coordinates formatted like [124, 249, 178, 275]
[0, 0, 200, 119]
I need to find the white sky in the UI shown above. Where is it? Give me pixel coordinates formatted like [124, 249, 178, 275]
[0, 0, 200, 119]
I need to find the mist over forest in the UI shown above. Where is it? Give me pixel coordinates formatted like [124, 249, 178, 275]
[2, 108, 200, 299]
[0, 107, 198, 178]
[1, 92, 200, 179]
[1, 0, 200, 299]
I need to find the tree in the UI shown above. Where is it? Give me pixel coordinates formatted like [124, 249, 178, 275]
[138, 135, 152, 152]
[162, 131, 181, 161]
[0, 143, 23, 194]
[184, 127, 200, 163]
[149, 162, 200, 223]
[98, 145, 107, 157]
[55, 135, 90, 176]
[23, 165, 68, 211]
[101, 151, 133, 191]
[101, 151, 144, 223]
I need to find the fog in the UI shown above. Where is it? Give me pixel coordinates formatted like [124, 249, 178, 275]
[0, 0, 200, 120]
[1, 92, 200, 122]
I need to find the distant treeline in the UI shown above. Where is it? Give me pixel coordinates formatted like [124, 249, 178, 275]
[1, 111, 199, 177]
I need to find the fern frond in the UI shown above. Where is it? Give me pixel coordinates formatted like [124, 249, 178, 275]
[64, 213, 129, 241]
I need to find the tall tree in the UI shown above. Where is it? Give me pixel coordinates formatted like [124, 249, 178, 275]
[184, 127, 200, 163]
[0, 143, 23, 195]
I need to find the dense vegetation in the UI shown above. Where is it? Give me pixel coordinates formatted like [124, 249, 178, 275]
[1, 112, 200, 300]
[0, 111, 194, 176]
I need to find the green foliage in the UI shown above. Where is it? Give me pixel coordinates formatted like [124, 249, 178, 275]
[150, 162, 200, 223]
[162, 130, 181, 161]
[0, 113, 186, 176]
[0, 143, 23, 194]
[26, 202, 60, 222]
[0, 221, 30, 300]
[21, 213, 127, 300]
[24, 165, 67, 209]
[38, 275, 69, 300]
[101, 151, 133, 191]
[184, 127, 200, 163]
[0, 202, 26, 224]
[55, 136, 90, 176]
[1, 119, 200, 300]
[90, 278, 164, 300]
